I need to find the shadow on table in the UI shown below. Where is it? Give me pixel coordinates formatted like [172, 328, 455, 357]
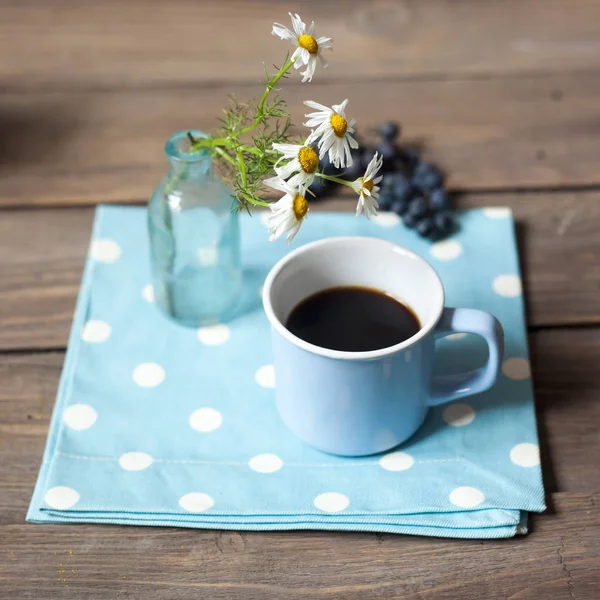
[0, 102, 81, 172]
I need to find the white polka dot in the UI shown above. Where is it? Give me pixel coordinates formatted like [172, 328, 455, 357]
[133, 363, 165, 388]
[179, 492, 214, 513]
[119, 452, 154, 471]
[44, 486, 80, 510]
[445, 333, 467, 341]
[90, 239, 121, 263]
[197, 246, 218, 266]
[502, 357, 531, 380]
[248, 453, 284, 473]
[81, 320, 111, 343]
[63, 404, 97, 431]
[197, 323, 230, 346]
[189, 407, 223, 433]
[510, 443, 540, 467]
[493, 274, 522, 297]
[443, 403, 475, 427]
[379, 451, 415, 471]
[373, 212, 401, 228]
[142, 284, 154, 303]
[483, 207, 511, 219]
[430, 239, 463, 261]
[314, 492, 350, 513]
[449, 486, 485, 508]
[255, 364, 275, 389]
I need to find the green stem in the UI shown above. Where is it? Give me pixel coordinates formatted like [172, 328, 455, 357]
[316, 172, 357, 188]
[237, 150, 248, 189]
[213, 146, 237, 167]
[242, 194, 270, 207]
[239, 58, 295, 136]
[183, 55, 296, 210]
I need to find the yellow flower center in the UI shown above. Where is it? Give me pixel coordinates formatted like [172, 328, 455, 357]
[330, 114, 348, 138]
[362, 179, 374, 194]
[292, 194, 309, 220]
[298, 34, 319, 55]
[297, 146, 319, 174]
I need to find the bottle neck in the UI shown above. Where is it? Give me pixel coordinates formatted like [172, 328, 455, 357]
[165, 130, 212, 179]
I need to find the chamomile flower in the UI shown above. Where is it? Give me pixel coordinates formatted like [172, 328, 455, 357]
[304, 99, 359, 169]
[272, 13, 333, 83]
[273, 142, 320, 189]
[352, 152, 383, 219]
[264, 177, 309, 243]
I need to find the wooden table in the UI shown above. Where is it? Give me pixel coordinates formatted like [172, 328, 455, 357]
[2, 1, 599, 598]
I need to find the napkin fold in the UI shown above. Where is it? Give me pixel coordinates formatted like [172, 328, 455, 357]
[28, 206, 545, 538]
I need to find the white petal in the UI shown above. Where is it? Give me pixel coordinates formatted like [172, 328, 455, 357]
[276, 158, 302, 179]
[304, 100, 331, 112]
[264, 176, 292, 195]
[333, 99, 349, 116]
[290, 13, 305, 37]
[286, 220, 303, 243]
[287, 170, 315, 189]
[273, 142, 302, 157]
[291, 47, 304, 63]
[318, 53, 329, 69]
[308, 21, 315, 36]
[317, 37, 332, 45]
[272, 24, 296, 41]
[348, 133, 360, 150]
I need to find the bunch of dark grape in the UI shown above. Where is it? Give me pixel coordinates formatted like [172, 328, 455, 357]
[308, 121, 457, 241]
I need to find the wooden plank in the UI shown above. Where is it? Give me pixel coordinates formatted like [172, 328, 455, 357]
[1, 192, 599, 350]
[1, 71, 600, 205]
[2, 0, 600, 90]
[1, 347, 599, 598]
[0, 492, 597, 599]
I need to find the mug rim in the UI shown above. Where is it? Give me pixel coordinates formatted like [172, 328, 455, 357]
[262, 236, 445, 361]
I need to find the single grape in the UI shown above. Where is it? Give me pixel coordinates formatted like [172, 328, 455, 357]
[381, 173, 396, 191]
[391, 196, 409, 216]
[377, 188, 395, 211]
[429, 187, 449, 212]
[426, 226, 445, 241]
[379, 121, 401, 142]
[416, 217, 434, 238]
[408, 196, 427, 218]
[391, 173, 414, 203]
[403, 212, 419, 228]
[434, 212, 456, 235]
[413, 162, 444, 191]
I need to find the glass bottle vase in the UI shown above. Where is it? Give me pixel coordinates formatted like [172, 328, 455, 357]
[148, 130, 242, 327]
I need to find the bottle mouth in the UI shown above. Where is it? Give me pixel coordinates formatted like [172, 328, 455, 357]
[165, 130, 210, 162]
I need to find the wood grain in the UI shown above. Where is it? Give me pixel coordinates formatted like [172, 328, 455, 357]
[1, 192, 599, 350]
[1, 71, 599, 206]
[2, 0, 600, 91]
[0, 492, 598, 600]
[0, 337, 599, 599]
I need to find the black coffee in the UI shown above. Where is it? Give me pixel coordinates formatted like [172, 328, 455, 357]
[285, 286, 421, 352]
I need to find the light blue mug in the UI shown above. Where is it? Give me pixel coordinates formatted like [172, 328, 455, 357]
[263, 237, 504, 456]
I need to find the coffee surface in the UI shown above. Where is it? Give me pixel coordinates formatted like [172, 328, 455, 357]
[285, 286, 421, 352]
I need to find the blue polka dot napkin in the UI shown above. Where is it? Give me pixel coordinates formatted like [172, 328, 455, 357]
[27, 205, 545, 538]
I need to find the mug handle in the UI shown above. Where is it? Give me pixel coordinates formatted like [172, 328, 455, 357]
[427, 307, 504, 407]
